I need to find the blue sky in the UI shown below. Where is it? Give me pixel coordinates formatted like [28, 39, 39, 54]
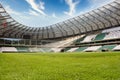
[1, 0, 114, 27]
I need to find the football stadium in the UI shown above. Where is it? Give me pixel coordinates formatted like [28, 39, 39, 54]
[0, 0, 120, 80]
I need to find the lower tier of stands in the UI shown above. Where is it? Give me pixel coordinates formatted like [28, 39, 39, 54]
[0, 44, 120, 53]
[0, 47, 50, 53]
[66, 44, 118, 52]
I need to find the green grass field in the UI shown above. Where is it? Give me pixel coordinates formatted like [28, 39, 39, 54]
[0, 52, 120, 80]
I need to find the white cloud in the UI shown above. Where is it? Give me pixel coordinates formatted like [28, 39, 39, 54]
[52, 13, 57, 18]
[76, 0, 115, 18]
[5, 5, 21, 15]
[29, 9, 39, 16]
[94, 0, 114, 3]
[3, 4, 64, 27]
[89, 0, 114, 6]
[25, 0, 46, 16]
[90, 0, 114, 3]
[39, 1, 45, 10]
[64, 0, 80, 16]
[4, 5, 30, 24]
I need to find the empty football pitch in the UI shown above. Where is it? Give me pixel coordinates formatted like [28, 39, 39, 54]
[0, 52, 120, 80]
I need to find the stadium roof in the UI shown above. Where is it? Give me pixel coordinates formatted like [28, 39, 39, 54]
[0, 0, 120, 40]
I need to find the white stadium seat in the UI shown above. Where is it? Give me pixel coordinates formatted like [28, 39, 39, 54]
[1, 47, 17, 52]
[84, 46, 102, 52]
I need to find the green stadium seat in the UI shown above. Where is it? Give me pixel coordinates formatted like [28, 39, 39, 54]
[94, 33, 106, 41]
[74, 36, 86, 44]
[75, 47, 88, 52]
[37, 48, 53, 52]
[63, 47, 71, 52]
[98, 45, 116, 51]
[16, 47, 29, 52]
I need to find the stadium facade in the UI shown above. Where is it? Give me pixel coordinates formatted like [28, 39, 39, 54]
[0, 0, 120, 52]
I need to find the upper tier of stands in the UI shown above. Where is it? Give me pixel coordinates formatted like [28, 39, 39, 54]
[63, 27, 120, 52]
[0, 0, 120, 40]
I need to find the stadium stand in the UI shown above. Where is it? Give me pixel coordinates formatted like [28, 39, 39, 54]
[0, 47, 17, 52]
[16, 47, 29, 52]
[113, 45, 120, 51]
[93, 33, 106, 41]
[67, 47, 79, 52]
[98, 45, 116, 51]
[75, 47, 88, 52]
[73, 35, 85, 43]
[104, 30, 120, 40]
[82, 34, 97, 42]
[0, 0, 120, 53]
[84, 46, 102, 52]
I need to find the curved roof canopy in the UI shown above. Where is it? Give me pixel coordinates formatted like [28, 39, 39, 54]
[0, 0, 120, 40]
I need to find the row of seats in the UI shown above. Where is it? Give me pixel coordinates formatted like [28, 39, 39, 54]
[0, 44, 120, 53]
[0, 47, 18, 52]
[104, 31, 120, 40]
[0, 47, 52, 53]
[74, 33, 106, 43]
[74, 30, 120, 44]
[82, 34, 97, 42]
[65, 44, 119, 52]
